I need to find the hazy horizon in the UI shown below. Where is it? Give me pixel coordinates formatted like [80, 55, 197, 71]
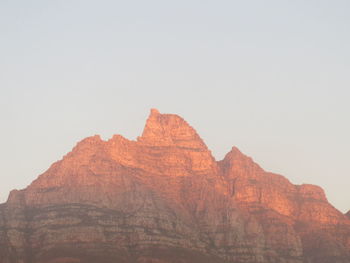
[1, 1, 350, 213]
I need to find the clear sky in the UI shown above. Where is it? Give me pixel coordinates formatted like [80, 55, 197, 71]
[1, 1, 349, 212]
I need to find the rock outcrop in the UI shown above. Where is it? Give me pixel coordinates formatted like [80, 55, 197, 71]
[1, 109, 349, 263]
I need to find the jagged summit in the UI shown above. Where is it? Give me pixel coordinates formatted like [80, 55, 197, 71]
[1, 109, 350, 263]
[220, 146, 263, 174]
[138, 109, 208, 150]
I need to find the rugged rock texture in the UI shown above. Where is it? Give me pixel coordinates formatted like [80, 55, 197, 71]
[1, 109, 350, 263]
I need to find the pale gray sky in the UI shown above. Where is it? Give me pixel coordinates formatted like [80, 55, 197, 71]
[1, 0, 349, 212]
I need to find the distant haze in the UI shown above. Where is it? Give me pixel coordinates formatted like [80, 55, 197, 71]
[1, 1, 349, 212]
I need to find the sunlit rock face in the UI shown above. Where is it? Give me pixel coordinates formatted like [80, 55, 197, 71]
[1, 109, 350, 263]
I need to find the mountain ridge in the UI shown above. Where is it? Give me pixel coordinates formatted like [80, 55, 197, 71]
[1, 109, 349, 263]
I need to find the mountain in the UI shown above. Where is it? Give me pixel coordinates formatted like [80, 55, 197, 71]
[1, 109, 349, 263]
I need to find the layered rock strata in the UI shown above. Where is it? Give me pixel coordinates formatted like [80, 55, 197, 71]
[1, 109, 349, 263]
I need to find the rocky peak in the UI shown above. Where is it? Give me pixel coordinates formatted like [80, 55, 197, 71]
[2, 109, 350, 263]
[219, 146, 263, 179]
[138, 109, 208, 150]
[297, 184, 327, 202]
[66, 135, 105, 159]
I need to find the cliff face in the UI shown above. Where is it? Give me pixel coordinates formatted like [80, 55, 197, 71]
[1, 109, 350, 263]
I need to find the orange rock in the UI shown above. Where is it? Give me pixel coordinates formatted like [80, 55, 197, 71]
[1, 109, 350, 263]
